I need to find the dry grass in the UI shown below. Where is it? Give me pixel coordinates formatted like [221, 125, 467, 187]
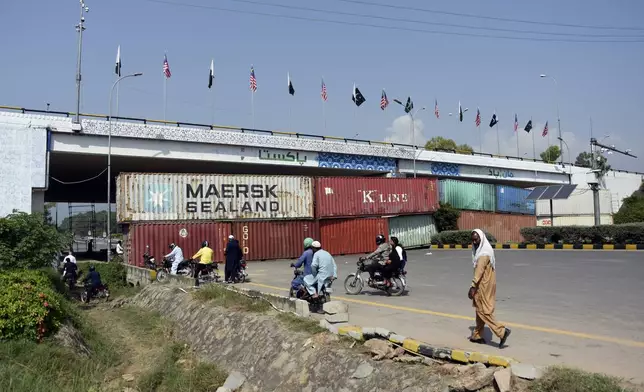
[193, 284, 271, 313]
[530, 366, 635, 392]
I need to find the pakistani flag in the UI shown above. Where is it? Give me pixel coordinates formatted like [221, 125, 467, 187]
[459, 101, 463, 122]
[524, 120, 533, 133]
[115, 45, 121, 77]
[404, 97, 414, 113]
[489, 111, 498, 127]
[288, 72, 295, 95]
[208, 59, 214, 89]
[352, 83, 366, 107]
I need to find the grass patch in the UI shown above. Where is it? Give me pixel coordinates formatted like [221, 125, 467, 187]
[530, 367, 634, 392]
[277, 312, 327, 335]
[193, 284, 271, 313]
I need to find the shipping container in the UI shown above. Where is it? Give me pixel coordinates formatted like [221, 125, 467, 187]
[320, 217, 389, 255]
[457, 211, 536, 243]
[536, 215, 613, 227]
[116, 173, 314, 222]
[127, 221, 231, 267]
[388, 215, 437, 248]
[231, 220, 320, 261]
[535, 189, 612, 216]
[315, 177, 438, 218]
[496, 185, 535, 215]
[439, 179, 495, 212]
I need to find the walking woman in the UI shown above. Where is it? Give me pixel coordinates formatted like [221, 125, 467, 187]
[468, 229, 511, 348]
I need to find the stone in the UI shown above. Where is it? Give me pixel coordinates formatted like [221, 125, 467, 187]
[393, 355, 424, 364]
[216, 388, 233, 392]
[511, 363, 543, 380]
[294, 299, 310, 317]
[448, 366, 495, 392]
[325, 312, 349, 323]
[318, 318, 338, 334]
[361, 327, 376, 338]
[494, 368, 512, 392]
[222, 371, 246, 391]
[351, 362, 374, 379]
[323, 300, 349, 314]
[364, 339, 394, 360]
[121, 374, 135, 382]
[374, 327, 392, 339]
[389, 347, 406, 359]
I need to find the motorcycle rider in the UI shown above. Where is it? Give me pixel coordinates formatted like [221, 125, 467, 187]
[192, 240, 214, 287]
[164, 242, 185, 275]
[360, 234, 391, 283]
[63, 251, 77, 266]
[303, 241, 337, 299]
[381, 237, 403, 287]
[62, 257, 78, 287]
[82, 265, 103, 301]
[290, 237, 314, 275]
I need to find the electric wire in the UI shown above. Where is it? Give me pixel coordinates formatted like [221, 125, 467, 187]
[50, 169, 107, 185]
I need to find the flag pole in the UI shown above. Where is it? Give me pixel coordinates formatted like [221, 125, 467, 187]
[322, 99, 326, 132]
[478, 123, 482, 153]
[516, 121, 520, 158]
[532, 117, 536, 160]
[115, 83, 120, 119]
[163, 74, 167, 121]
[495, 108, 500, 156]
[251, 90, 255, 129]
[211, 87, 215, 125]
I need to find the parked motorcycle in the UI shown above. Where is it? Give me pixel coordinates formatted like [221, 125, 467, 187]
[156, 257, 194, 283]
[344, 259, 406, 296]
[143, 245, 157, 270]
[289, 268, 333, 312]
[80, 282, 110, 303]
[234, 259, 248, 283]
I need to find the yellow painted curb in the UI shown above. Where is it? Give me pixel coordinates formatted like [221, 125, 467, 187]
[526, 244, 537, 249]
[626, 244, 637, 250]
[451, 350, 469, 364]
[150, 270, 157, 280]
[582, 244, 594, 250]
[509, 243, 519, 249]
[603, 244, 615, 250]
[545, 244, 555, 249]
[454, 245, 463, 249]
[469, 352, 489, 364]
[489, 355, 513, 367]
[338, 325, 362, 336]
[402, 338, 422, 353]
[563, 244, 574, 250]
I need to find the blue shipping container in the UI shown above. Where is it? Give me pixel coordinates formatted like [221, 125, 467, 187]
[495, 185, 535, 215]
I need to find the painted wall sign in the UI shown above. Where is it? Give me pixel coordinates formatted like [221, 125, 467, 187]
[256, 148, 311, 165]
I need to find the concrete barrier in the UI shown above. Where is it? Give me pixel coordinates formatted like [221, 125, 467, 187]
[125, 264, 156, 287]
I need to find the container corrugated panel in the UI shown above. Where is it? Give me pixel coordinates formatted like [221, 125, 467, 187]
[320, 218, 389, 255]
[439, 179, 495, 212]
[127, 221, 231, 267]
[496, 185, 535, 215]
[315, 177, 439, 218]
[457, 211, 535, 243]
[535, 189, 612, 216]
[388, 215, 437, 248]
[536, 215, 613, 227]
[232, 220, 320, 261]
[116, 172, 314, 222]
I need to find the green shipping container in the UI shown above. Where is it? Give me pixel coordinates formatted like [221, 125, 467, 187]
[438, 179, 496, 212]
[388, 215, 437, 248]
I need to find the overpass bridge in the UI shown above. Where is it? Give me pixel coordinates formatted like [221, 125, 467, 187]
[0, 106, 589, 215]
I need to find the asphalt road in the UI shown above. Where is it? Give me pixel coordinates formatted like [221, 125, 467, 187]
[240, 249, 644, 382]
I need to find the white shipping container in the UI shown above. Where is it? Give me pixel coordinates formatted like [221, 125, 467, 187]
[388, 215, 437, 248]
[536, 189, 613, 216]
[536, 214, 613, 227]
[116, 173, 314, 222]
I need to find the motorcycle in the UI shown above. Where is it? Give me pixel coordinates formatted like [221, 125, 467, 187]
[156, 257, 194, 283]
[64, 273, 77, 290]
[143, 245, 157, 270]
[289, 268, 333, 312]
[80, 282, 110, 303]
[234, 259, 248, 283]
[194, 261, 221, 284]
[344, 258, 406, 297]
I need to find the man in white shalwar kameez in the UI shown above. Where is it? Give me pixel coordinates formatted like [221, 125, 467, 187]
[303, 241, 337, 298]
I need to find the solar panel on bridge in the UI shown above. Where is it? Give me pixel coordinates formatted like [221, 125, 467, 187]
[552, 184, 577, 200]
[526, 184, 578, 200]
[526, 186, 548, 200]
[540, 185, 563, 200]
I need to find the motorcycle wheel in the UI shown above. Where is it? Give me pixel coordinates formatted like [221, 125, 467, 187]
[388, 277, 405, 297]
[238, 273, 246, 283]
[289, 287, 295, 298]
[156, 269, 168, 283]
[343, 274, 363, 295]
[80, 291, 88, 303]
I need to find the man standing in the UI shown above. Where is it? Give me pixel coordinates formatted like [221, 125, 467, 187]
[224, 235, 242, 283]
[468, 229, 511, 348]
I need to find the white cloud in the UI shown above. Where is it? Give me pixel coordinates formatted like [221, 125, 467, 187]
[383, 115, 426, 146]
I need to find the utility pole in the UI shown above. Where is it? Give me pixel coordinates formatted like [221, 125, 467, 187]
[74, 0, 90, 128]
[589, 137, 637, 225]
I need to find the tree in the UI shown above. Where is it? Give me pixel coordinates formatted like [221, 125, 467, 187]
[59, 210, 117, 236]
[575, 151, 611, 174]
[540, 146, 561, 163]
[433, 202, 461, 232]
[613, 182, 644, 224]
[0, 212, 70, 269]
[424, 136, 474, 155]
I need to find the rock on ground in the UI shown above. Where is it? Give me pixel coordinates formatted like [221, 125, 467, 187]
[448, 365, 495, 392]
[222, 371, 246, 391]
[511, 363, 543, 380]
[351, 362, 374, 379]
[494, 368, 512, 392]
[325, 312, 349, 323]
[363, 339, 394, 360]
[323, 301, 348, 315]
[53, 322, 92, 358]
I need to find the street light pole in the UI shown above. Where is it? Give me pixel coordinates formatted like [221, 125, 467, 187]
[107, 73, 143, 262]
[410, 107, 426, 178]
[74, 0, 90, 125]
[540, 74, 563, 166]
[557, 137, 572, 183]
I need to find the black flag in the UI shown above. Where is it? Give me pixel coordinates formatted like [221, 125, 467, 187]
[352, 84, 366, 107]
[404, 97, 414, 113]
[288, 72, 295, 96]
[524, 120, 533, 133]
[489, 112, 498, 127]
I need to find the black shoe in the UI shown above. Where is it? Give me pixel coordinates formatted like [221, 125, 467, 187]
[469, 337, 486, 344]
[499, 328, 512, 348]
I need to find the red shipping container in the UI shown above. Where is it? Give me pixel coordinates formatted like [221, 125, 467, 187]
[315, 177, 439, 218]
[232, 220, 320, 261]
[457, 211, 536, 244]
[320, 217, 389, 256]
[127, 221, 231, 267]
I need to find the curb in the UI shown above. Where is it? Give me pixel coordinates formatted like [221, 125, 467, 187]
[334, 325, 516, 368]
[431, 243, 644, 250]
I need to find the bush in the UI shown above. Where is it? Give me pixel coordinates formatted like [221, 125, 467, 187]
[433, 202, 461, 232]
[78, 262, 127, 289]
[520, 223, 644, 244]
[613, 195, 644, 224]
[0, 270, 66, 341]
[0, 212, 70, 269]
[432, 230, 497, 245]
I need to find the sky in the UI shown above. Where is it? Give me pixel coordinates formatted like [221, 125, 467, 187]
[1, 0, 644, 172]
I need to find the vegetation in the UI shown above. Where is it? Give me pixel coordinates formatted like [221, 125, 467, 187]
[193, 284, 271, 313]
[575, 151, 611, 174]
[277, 312, 327, 335]
[613, 182, 644, 224]
[0, 212, 69, 269]
[540, 145, 561, 163]
[433, 202, 461, 232]
[432, 230, 497, 245]
[58, 210, 117, 236]
[520, 223, 644, 244]
[424, 136, 474, 155]
[77, 261, 127, 290]
[530, 366, 634, 392]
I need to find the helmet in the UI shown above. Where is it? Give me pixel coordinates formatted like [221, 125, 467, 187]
[202, 240, 209, 248]
[89, 265, 96, 272]
[228, 235, 235, 240]
[169, 243, 176, 250]
[303, 237, 314, 249]
[376, 234, 386, 245]
[311, 241, 322, 249]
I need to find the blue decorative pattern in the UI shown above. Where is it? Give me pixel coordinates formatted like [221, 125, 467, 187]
[318, 152, 396, 172]
[431, 162, 460, 176]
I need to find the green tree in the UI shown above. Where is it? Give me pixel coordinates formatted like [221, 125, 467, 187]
[540, 146, 562, 163]
[433, 202, 461, 232]
[424, 136, 474, 155]
[0, 212, 70, 269]
[613, 182, 644, 224]
[59, 210, 117, 236]
[575, 151, 611, 175]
